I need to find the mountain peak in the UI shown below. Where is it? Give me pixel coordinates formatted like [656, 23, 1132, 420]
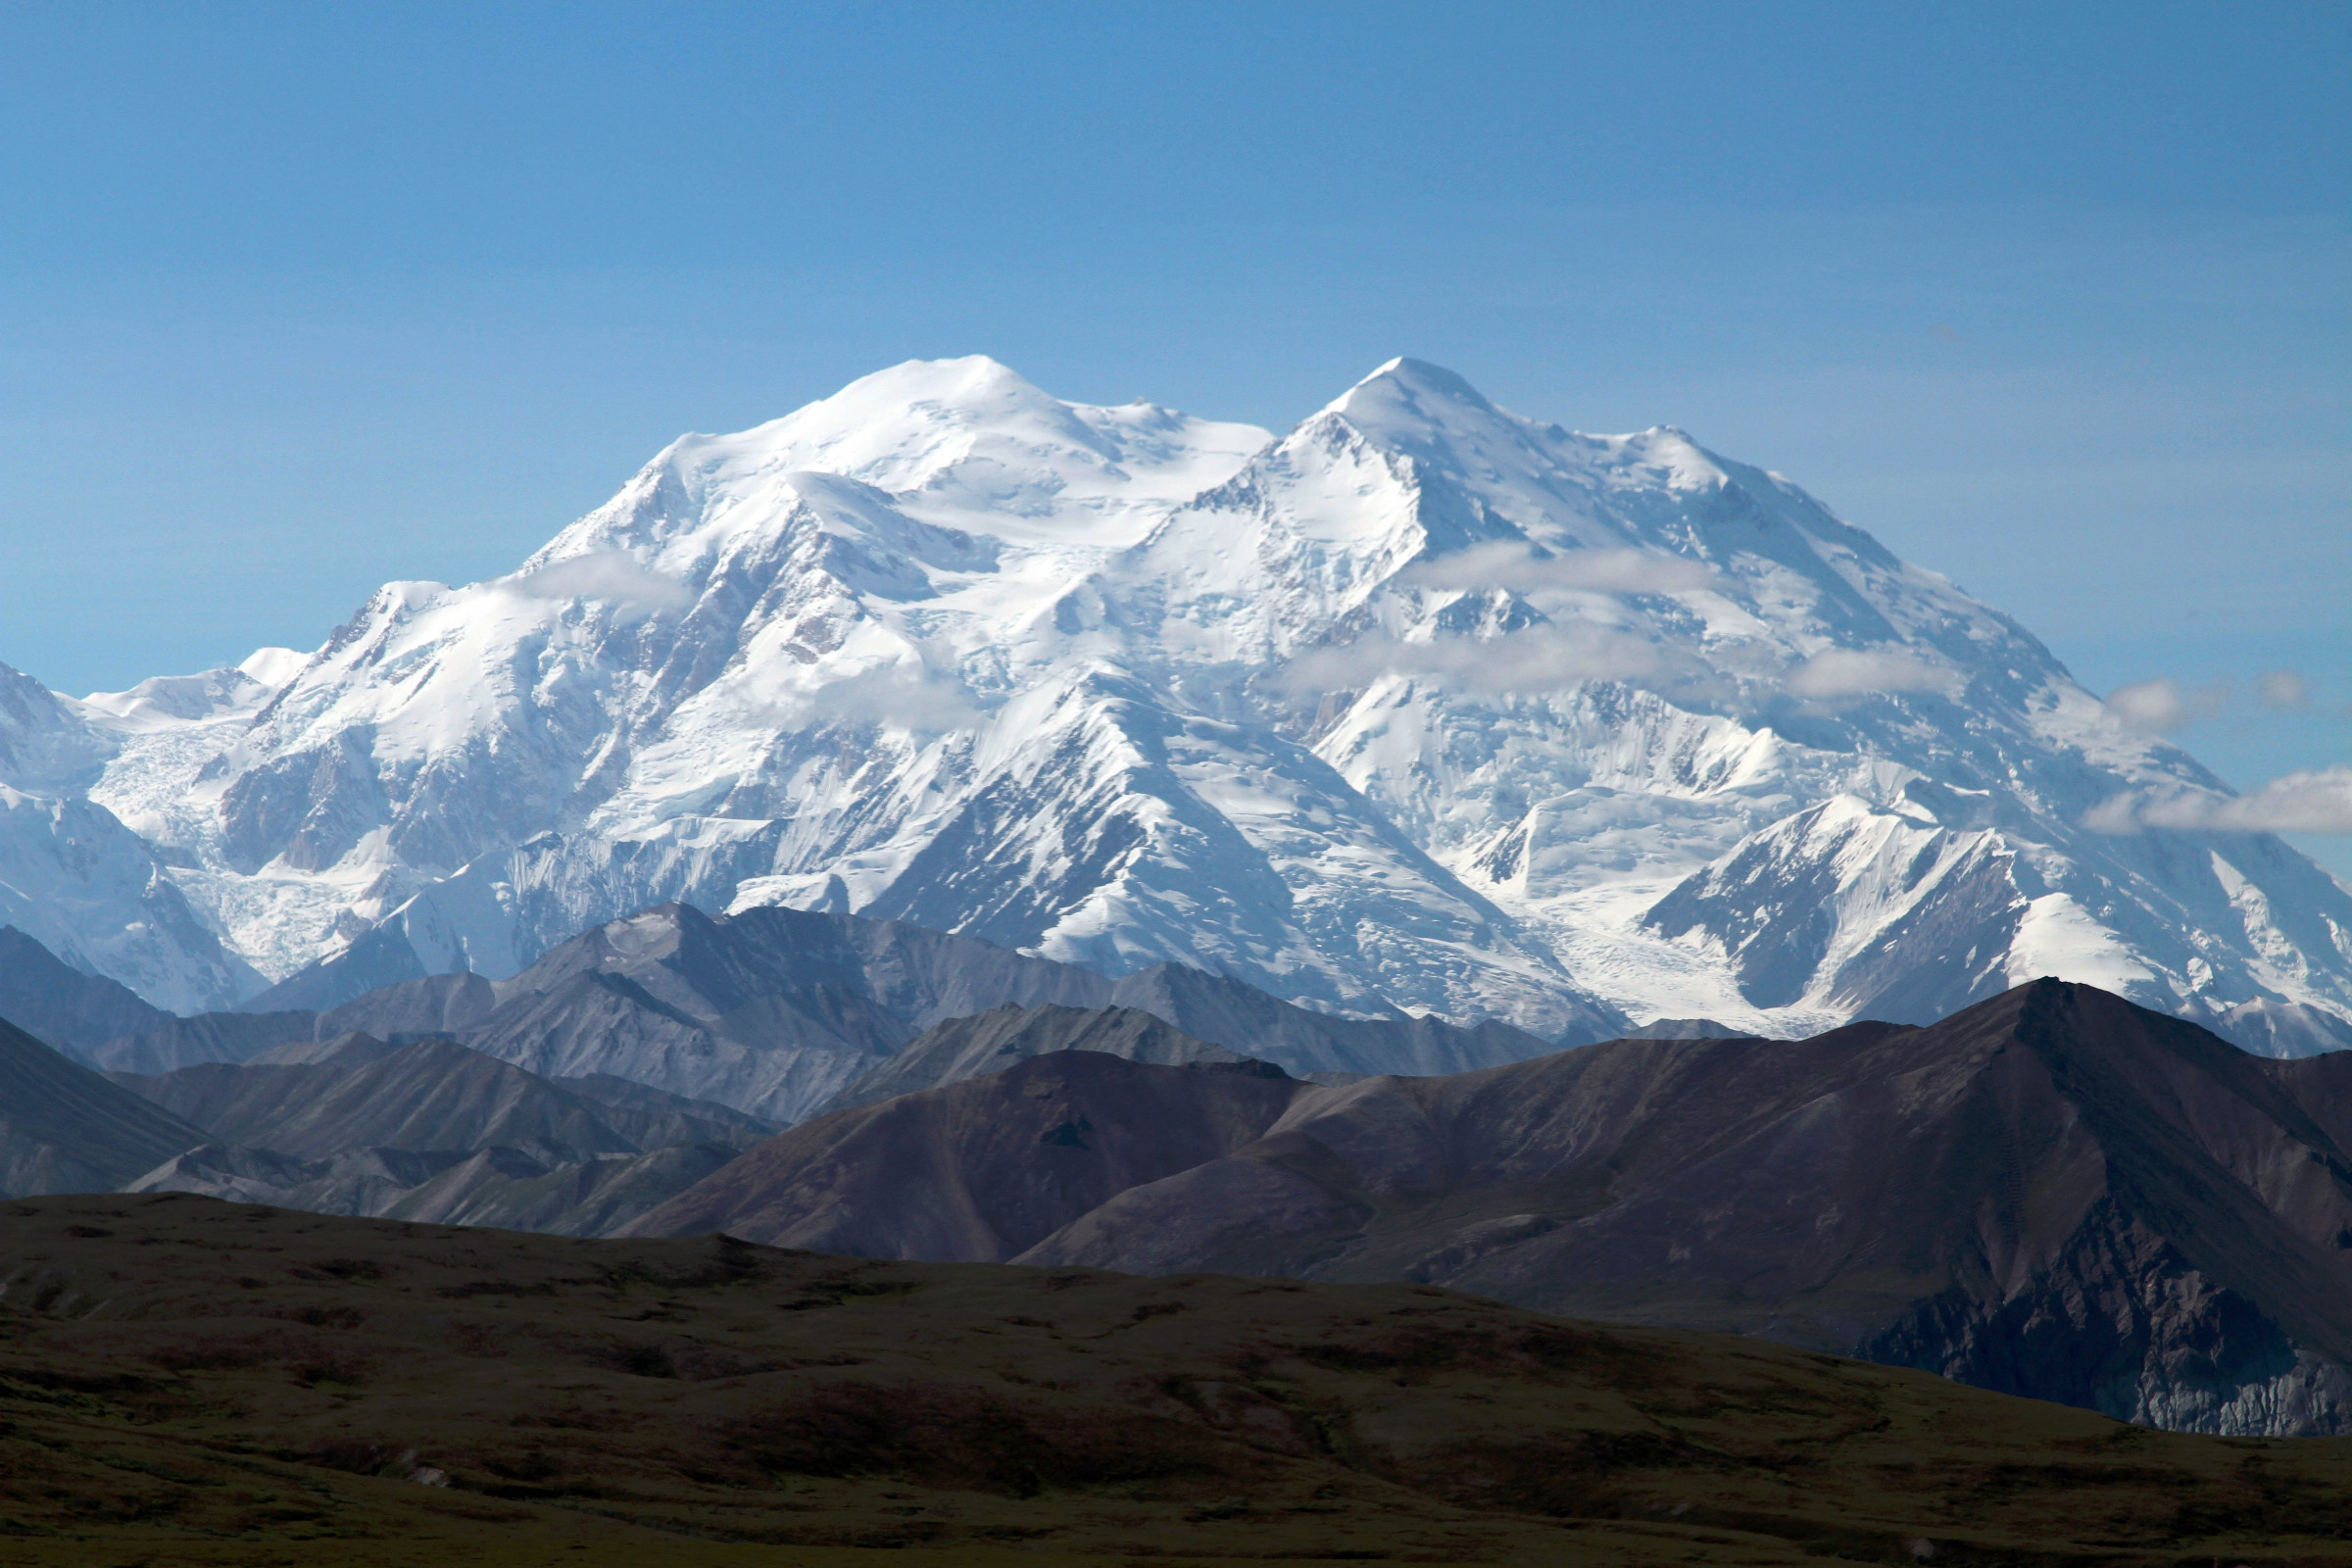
[818, 354, 1061, 419]
[577, 356, 1271, 553]
[40, 353, 2352, 1057]
[706, 354, 1085, 475]
[1324, 357, 1503, 426]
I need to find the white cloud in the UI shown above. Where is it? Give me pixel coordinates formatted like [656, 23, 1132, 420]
[2088, 766, 2352, 835]
[780, 662, 983, 734]
[2104, 676, 2228, 734]
[1283, 625, 1675, 700]
[508, 551, 694, 615]
[1784, 648, 1956, 700]
[1282, 541, 1732, 701]
[2103, 670, 2328, 733]
[1402, 542, 1722, 597]
[2260, 669, 2309, 710]
[1286, 629, 1968, 708]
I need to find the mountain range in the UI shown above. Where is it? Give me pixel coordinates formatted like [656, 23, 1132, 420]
[69, 903, 1552, 1122]
[0, 355, 2341, 1054]
[12, 906, 2352, 1437]
[4, 352, 2352, 1451]
[0, 899, 1552, 1233]
[112, 1029, 766, 1234]
[625, 979, 2352, 1436]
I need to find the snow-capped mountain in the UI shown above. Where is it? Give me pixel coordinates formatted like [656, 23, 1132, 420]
[19, 355, 2352, 1051]
[0, 661, 262, 1011]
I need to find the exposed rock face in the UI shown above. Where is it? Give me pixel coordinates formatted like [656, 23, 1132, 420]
[122, 1142, 743, 1241]
[122, 1141, 744, 1238]
[0, 1013, 209, 1196]
[1096, 961, 1558, 1076]
[630, 980, 2352, 1435]
[1858, 1205, 2352, 1438]
[126, 1145, 462, 1217]
[382, 1143, 747, 1234]
[546, 1073, 778, 1145]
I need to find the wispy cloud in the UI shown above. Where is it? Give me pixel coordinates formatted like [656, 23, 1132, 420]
[2105, 670, 2323, 733]
[508, 551, 694, 614]
[1385, 545, 1965, 706]
[1785, 648, 1956, 700]
[2260, 669, 2309, 710]
[2087, 765, 2352, 835]
[2104, 676, 2227, 734]
[1284, 629, 1965, 707]
[1282, 625, 1675, 700]
[776, 662, 983, 734]
[1401, 542, 1722, 597]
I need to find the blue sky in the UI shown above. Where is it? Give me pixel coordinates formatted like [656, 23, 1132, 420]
[2, 1, 2346, 869]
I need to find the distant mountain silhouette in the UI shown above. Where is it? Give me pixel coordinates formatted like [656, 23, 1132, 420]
[90, 903, 1557, 1123]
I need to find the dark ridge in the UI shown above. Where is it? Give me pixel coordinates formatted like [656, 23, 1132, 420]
[0, 924, 172, 1057]
[147, 902, 1577, 1125]
[0, 1011, 209, 1194]
[626, 978, 2352, 1436]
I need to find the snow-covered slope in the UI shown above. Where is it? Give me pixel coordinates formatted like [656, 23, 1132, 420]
[37, 355, 2352, 1054]
[0, 662, 260, 1012]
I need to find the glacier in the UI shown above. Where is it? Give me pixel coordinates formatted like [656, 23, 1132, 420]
[8, 353, 2348, 1052]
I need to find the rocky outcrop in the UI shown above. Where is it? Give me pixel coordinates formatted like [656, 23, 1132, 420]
[1860, 1204, 2352, 1436]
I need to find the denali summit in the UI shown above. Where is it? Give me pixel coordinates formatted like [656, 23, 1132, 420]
[9, 356, 2349, 1054]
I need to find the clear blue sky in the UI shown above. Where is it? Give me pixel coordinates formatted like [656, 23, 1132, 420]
[2, 1, 2346, 869]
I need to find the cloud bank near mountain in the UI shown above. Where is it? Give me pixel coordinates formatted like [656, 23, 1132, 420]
[1784, 648, 1957, 700]
[1401, 542, 1724, 598]
[507, 551, 693, 615]
[2105, 668, 2324, 734]
[2089, 765, 2352, 836]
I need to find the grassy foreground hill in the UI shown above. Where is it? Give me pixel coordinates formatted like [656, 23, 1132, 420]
[4, 1195, 2352, 1566]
